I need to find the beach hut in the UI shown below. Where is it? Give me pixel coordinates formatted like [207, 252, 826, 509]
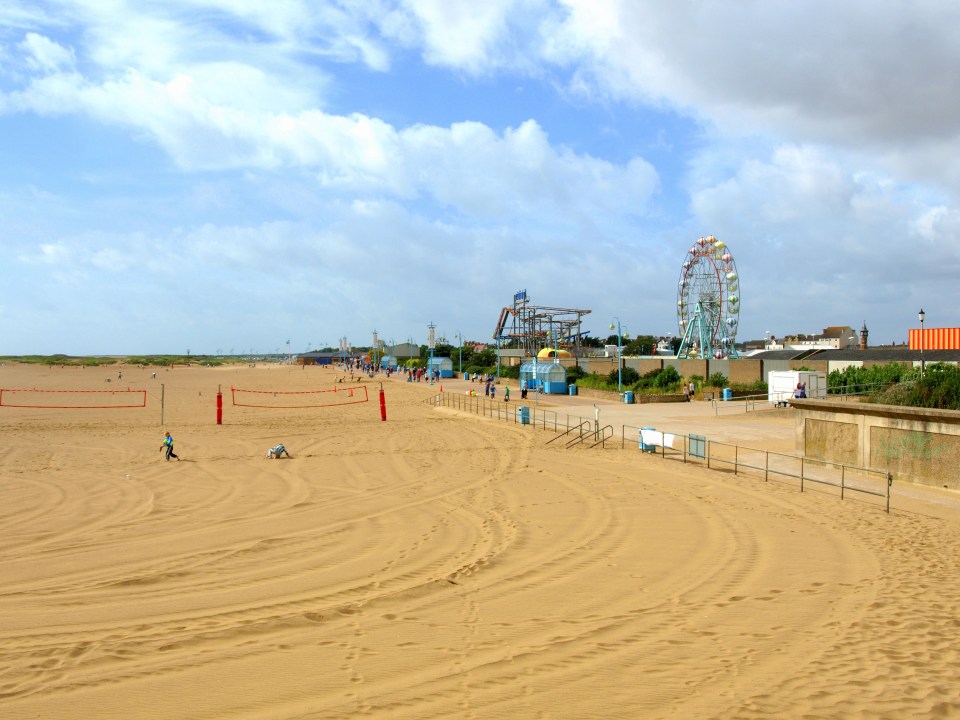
[519, 360, 567, 394]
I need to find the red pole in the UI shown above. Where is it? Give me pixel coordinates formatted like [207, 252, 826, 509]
[216, 389, 223, 425]
[379, 383, 387, 422]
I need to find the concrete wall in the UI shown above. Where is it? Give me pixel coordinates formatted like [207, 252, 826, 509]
[678, 359, 709, 379]
[545, 357, 846, 387]
[710, 358, 729, 380]
[827, 360, 863, 373]
[728, 358, 762, 385]
[790, 358, 829, 373]
[763, 360, 793, 379]
[794, 399, 960, 490]
[574, 358, 617, 376]
[624, 358, 665, 375]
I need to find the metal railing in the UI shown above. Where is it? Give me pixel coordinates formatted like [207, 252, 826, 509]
[427, 393, 894, 512]
[546, 420, 593, 447]
[710, 382, 898, 415]
[590, 425, 615, 449]
[710, 391, 772, 415]
[622, 424, 893, 512]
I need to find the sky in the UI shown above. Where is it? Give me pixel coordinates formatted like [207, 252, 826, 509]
[2, 0, 960, 355]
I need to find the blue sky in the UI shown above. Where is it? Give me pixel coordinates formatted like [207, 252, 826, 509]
[2, 1, 959, 355]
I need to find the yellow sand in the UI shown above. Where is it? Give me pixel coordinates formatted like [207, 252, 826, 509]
[1, 362, 959, 719]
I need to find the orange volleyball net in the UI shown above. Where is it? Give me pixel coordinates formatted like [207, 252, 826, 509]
[0, 388, 148, 409]
[230, 385, 369, 409]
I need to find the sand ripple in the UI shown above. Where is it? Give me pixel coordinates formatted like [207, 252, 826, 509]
[1, 364, 958, 718]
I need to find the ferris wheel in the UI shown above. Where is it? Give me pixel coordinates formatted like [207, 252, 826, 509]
[676, 235, 740, 359]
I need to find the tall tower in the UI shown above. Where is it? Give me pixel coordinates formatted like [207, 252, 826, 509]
[860, 322, 868, 350]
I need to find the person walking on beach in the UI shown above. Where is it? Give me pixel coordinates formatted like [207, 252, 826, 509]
[160, 431, 179, 461]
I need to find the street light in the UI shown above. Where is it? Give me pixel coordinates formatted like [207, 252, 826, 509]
[457, 331, 462, 374]
[610, 318, 623, 395]
[919, 308, 925, 378]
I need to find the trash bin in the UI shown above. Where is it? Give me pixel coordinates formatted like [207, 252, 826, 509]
[463, 373, 469, 380]
[624, 390, 634, 404]
[722, 387, 732, 401]
[639, 426, 657, 452]
[517, 406, 530, 425]
[568, 384, 578, 396]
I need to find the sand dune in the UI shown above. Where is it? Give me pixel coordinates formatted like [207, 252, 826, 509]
[1, 362, 958, 718]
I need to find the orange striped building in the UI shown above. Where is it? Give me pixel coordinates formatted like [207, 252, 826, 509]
[909, 327, 960, 350]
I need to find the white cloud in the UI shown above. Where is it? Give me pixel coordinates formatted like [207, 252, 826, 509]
[4, 46, 658, 222]
[3, 0, 960, 352]
[543, 2, 960, 192]
[20, 32, 74, 72]
[19, 242, 70, 264]
[685, 140, 960, 336]
[400, 0, 514, 72]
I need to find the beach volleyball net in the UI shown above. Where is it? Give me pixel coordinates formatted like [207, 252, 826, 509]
[230, 385, 369, 409]
[0, 388, 148, 409]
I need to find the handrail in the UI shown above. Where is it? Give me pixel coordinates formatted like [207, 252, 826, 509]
[589, 424, 614, 449]
[565, 421, 598, 448]
[548, 419, 591, 445]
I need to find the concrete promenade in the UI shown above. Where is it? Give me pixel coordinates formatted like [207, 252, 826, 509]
[430, 374, 797, 453]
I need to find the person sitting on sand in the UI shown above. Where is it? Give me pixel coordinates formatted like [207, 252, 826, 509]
[266, 444, 292, 459]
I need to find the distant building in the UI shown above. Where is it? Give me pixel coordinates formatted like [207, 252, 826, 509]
[296, 351, 343, 366]
[779, 326, 858, 351]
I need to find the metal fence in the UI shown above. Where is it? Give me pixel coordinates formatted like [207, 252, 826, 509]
[622, 424, 893, 512]
[426, 392, 894, 512]
[709, 382, 897, 416]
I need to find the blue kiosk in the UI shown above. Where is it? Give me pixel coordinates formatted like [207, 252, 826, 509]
[427, 356, 455, 379]
[519, 360, 567, 394]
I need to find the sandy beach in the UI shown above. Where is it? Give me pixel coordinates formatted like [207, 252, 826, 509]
[1, 362, 959, 719]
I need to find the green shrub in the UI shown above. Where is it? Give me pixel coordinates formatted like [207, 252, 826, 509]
[654, 365, 681, 388]
[608, 367, 640, 386]
[575, 373, 612, 391]
[828, 363, 917, 394]
[500, 365, 520, 380]
[707, 372, 728, 387]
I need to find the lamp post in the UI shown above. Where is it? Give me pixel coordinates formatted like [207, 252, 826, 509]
[919, 308, 925, 379]
[457, 331, 462, 374]
[609, 318, 623, 395]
